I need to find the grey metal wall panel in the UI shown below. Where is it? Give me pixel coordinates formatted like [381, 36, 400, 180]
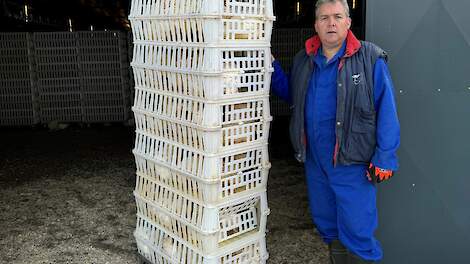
[366, 0, 470, 263]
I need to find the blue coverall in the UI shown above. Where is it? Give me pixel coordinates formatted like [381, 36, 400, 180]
[271, 42, 400, 261]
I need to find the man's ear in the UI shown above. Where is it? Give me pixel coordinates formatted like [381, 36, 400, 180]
[347, 17, 352, 29]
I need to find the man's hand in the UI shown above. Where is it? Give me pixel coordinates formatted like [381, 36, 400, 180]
[366, 163, 393, 183]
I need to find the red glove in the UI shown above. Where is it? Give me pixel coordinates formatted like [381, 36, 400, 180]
[367, 163, 393, 183]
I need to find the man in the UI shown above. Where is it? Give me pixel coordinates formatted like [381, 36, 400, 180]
[271, 0, 400, 263]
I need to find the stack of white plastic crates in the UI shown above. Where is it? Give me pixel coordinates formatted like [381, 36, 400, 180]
[129, 0, 274, 263]
[34, 32, 83, 123]
[77, 31, 130, 123]
[0, 33, 37, 126]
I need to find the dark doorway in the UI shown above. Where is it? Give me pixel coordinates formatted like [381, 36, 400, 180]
[273, 0, 366, 39]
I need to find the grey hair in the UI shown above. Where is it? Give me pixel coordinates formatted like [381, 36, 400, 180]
[315, 0, 350, 18]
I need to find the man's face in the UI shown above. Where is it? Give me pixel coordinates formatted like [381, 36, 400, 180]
[314, 1, 351, 49]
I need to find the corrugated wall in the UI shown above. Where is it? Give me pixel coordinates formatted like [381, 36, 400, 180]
[366, 0, 470, 263]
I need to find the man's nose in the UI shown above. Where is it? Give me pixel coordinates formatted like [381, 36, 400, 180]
[327, 17, 336, 27]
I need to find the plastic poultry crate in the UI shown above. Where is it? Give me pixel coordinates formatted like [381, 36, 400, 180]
[132, 87, 271, 128]
[33, 32, 78, 49]
[130, 16, 273, 44]
[134, 189, 269, 253]
[134, 150, 269, 202]
[133, 107, 270, 153]
[133, 130, 269, 180]
[0, 33, 29, 50]
[131, 63, 271, 100]
[131, 43, 271, 74]
[135, 219, 268, 264]
[129, 0, 274, 19]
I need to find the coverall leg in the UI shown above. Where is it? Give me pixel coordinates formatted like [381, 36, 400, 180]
[305, 120, 383, 261]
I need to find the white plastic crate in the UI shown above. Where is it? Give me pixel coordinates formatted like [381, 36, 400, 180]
[81, 62, 121, 77]
[0, 91, 36, 126]
[0, 93, 34, 110]
[81, 76, 124, 93]
[131, 43, 272, 74]
[0, 33, 29, 50]
[0, 53, 29, 65]
[135, 218, 268, 264]
[133, 108, 270, 153]
[39, 107, 82, 123]
[37, 78, 81, 93]
[82, 91, 127, 122]
[82, 107, 127, 123]
[79, 51, 121, 63]
[0, 109, 36, 126]
[36, 64, 80, 79]
[0, 79, 31, 91]
[134, 188, 269, 253]
[129, 0, 274, 18]
[130, 17, 273, 44]
[132, 63, 271, 100]
[0, 33, 37, 126]
[35, 49, 79, 64]
[133, 131, 269, 180]
[33, 32, 77, 49]
[134, 151, 269, 203]
[0, 64, 31, 80]
[132, 87, 270, 128]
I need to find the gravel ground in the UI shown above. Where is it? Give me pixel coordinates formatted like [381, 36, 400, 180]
[0, 119, 328, 264]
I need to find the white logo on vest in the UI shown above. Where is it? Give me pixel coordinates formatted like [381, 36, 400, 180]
[352, 73, 362, 85]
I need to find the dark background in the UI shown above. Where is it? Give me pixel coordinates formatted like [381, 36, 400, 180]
[0, 0, 365, 38]
[0, 0, 130, 32]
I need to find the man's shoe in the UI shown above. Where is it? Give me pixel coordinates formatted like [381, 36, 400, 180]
[328, 240, 348, 264]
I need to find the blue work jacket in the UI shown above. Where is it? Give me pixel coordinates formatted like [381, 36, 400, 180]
[271, 31, 400, 170]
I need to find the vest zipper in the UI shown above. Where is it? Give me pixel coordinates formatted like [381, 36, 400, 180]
[333, 59, 346, 167]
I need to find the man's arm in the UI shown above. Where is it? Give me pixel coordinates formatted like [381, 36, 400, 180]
[371, 58, 400, 171]
[271, 60, 291, 104]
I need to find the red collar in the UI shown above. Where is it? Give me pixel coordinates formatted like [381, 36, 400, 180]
[305, 30, 361, 57]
